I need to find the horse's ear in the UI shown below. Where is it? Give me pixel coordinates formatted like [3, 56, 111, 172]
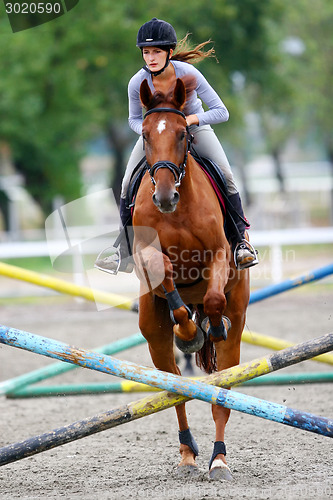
[140, 79, 153, 109]
[172, 78, 186, 110]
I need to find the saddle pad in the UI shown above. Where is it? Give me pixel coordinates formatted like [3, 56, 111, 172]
[125, 157, 148, 211]
[197, 163, 226, 216]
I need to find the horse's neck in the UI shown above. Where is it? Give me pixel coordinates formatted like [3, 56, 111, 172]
[181, 156, 199, 196]
[180, 155, 223, 218]
[151, 66, 176, 94]
[152, 77, 177, 95]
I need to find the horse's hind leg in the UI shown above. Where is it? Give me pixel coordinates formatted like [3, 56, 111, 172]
[138, 290, 199, 473]
[210, 271, 250, 480]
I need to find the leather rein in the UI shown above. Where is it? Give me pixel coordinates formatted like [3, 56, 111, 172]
[143, 107, 193, 187]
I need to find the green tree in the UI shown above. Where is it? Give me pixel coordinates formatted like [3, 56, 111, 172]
[0, 0, 289, 214]
[286, 0, 333, 165]
[248, 0, 333, 195]
[0, 21, 89, 213]
[0, 2, 145, 210]
[291, 0, 333, 220]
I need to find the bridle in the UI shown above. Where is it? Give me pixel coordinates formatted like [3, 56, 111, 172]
[143, 107, 193, 187]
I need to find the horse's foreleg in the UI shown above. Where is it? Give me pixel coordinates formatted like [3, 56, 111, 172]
[135, 243, 198, 343]
[209, 271, 250, 480]
[138, 291, 198, 471]
[159, 256, 198, 342]
[203, 248, 230, 342]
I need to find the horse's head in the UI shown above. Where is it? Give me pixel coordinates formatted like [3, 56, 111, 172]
[140, 77, 195, 214]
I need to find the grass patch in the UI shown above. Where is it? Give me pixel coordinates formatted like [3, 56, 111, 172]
[1, 256, 53, 273]
[0, 295, 70, 306]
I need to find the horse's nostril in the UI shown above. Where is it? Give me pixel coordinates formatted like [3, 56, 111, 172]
[173, 191, 180, 204]
[152, 193, 160, 207]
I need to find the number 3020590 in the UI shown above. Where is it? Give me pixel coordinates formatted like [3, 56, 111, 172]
[5, 2, 62, 14]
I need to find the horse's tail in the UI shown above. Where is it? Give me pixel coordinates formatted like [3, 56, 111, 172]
[195, 334, 217, 374]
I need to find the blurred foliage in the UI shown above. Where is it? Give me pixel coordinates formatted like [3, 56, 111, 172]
[245, 0, 333, 167]
[0, 0, 332, 214]
[285, 0, 333, 165]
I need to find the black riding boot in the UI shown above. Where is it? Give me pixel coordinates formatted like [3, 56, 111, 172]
[227, 192, 258, 270]
[118, 197, 133, 256]
[94, 198, 134, 274]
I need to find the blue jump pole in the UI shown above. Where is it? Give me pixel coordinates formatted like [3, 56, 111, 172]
[0, 325, 332, 439]
[0, 331, 146, 396]
[250, 262, 333, 304]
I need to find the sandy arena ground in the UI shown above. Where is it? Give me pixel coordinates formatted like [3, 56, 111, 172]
[0, 279, 332, 499]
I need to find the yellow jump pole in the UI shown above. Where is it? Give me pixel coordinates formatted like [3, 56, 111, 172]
[242, 330, 333, 366]
[0, 262, 135, 311]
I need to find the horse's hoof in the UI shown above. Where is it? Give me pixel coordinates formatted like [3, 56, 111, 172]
[173, 318, 197, 341]
[175, 326, 204, 354]
[208, 459, 233, 481]
[176, 464, 200, 477]
[202, 316, 231, 343]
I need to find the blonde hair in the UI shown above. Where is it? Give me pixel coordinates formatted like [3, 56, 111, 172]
[171, 33, 218, 64]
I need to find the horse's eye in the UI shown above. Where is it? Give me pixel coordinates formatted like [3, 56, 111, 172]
[180, 131, 186, 141]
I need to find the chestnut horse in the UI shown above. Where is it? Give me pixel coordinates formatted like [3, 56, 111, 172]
[132, 77, 250, 480]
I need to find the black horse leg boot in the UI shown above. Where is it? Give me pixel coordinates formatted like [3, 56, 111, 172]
[94, 198, 134, 274]
[227, 193, 258, 270]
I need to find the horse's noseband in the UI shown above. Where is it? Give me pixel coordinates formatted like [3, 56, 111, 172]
[148, 160, 185, 188]
[143, 107, 193, 187]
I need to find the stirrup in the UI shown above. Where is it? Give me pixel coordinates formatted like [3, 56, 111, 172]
[94, 247, 134, 275]
[234, 240, 258, 270]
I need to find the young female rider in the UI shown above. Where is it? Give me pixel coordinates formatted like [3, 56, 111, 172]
[96, 18, 258, 273]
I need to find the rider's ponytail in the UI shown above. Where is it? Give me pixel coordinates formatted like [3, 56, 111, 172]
[171, 33, 217, 65]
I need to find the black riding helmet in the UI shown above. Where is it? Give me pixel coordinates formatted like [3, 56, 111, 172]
[137, 18, 177, 76]
[136, 17, 177, 48]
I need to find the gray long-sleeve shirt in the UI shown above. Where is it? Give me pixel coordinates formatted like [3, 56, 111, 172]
[128, 60, 229, 135]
